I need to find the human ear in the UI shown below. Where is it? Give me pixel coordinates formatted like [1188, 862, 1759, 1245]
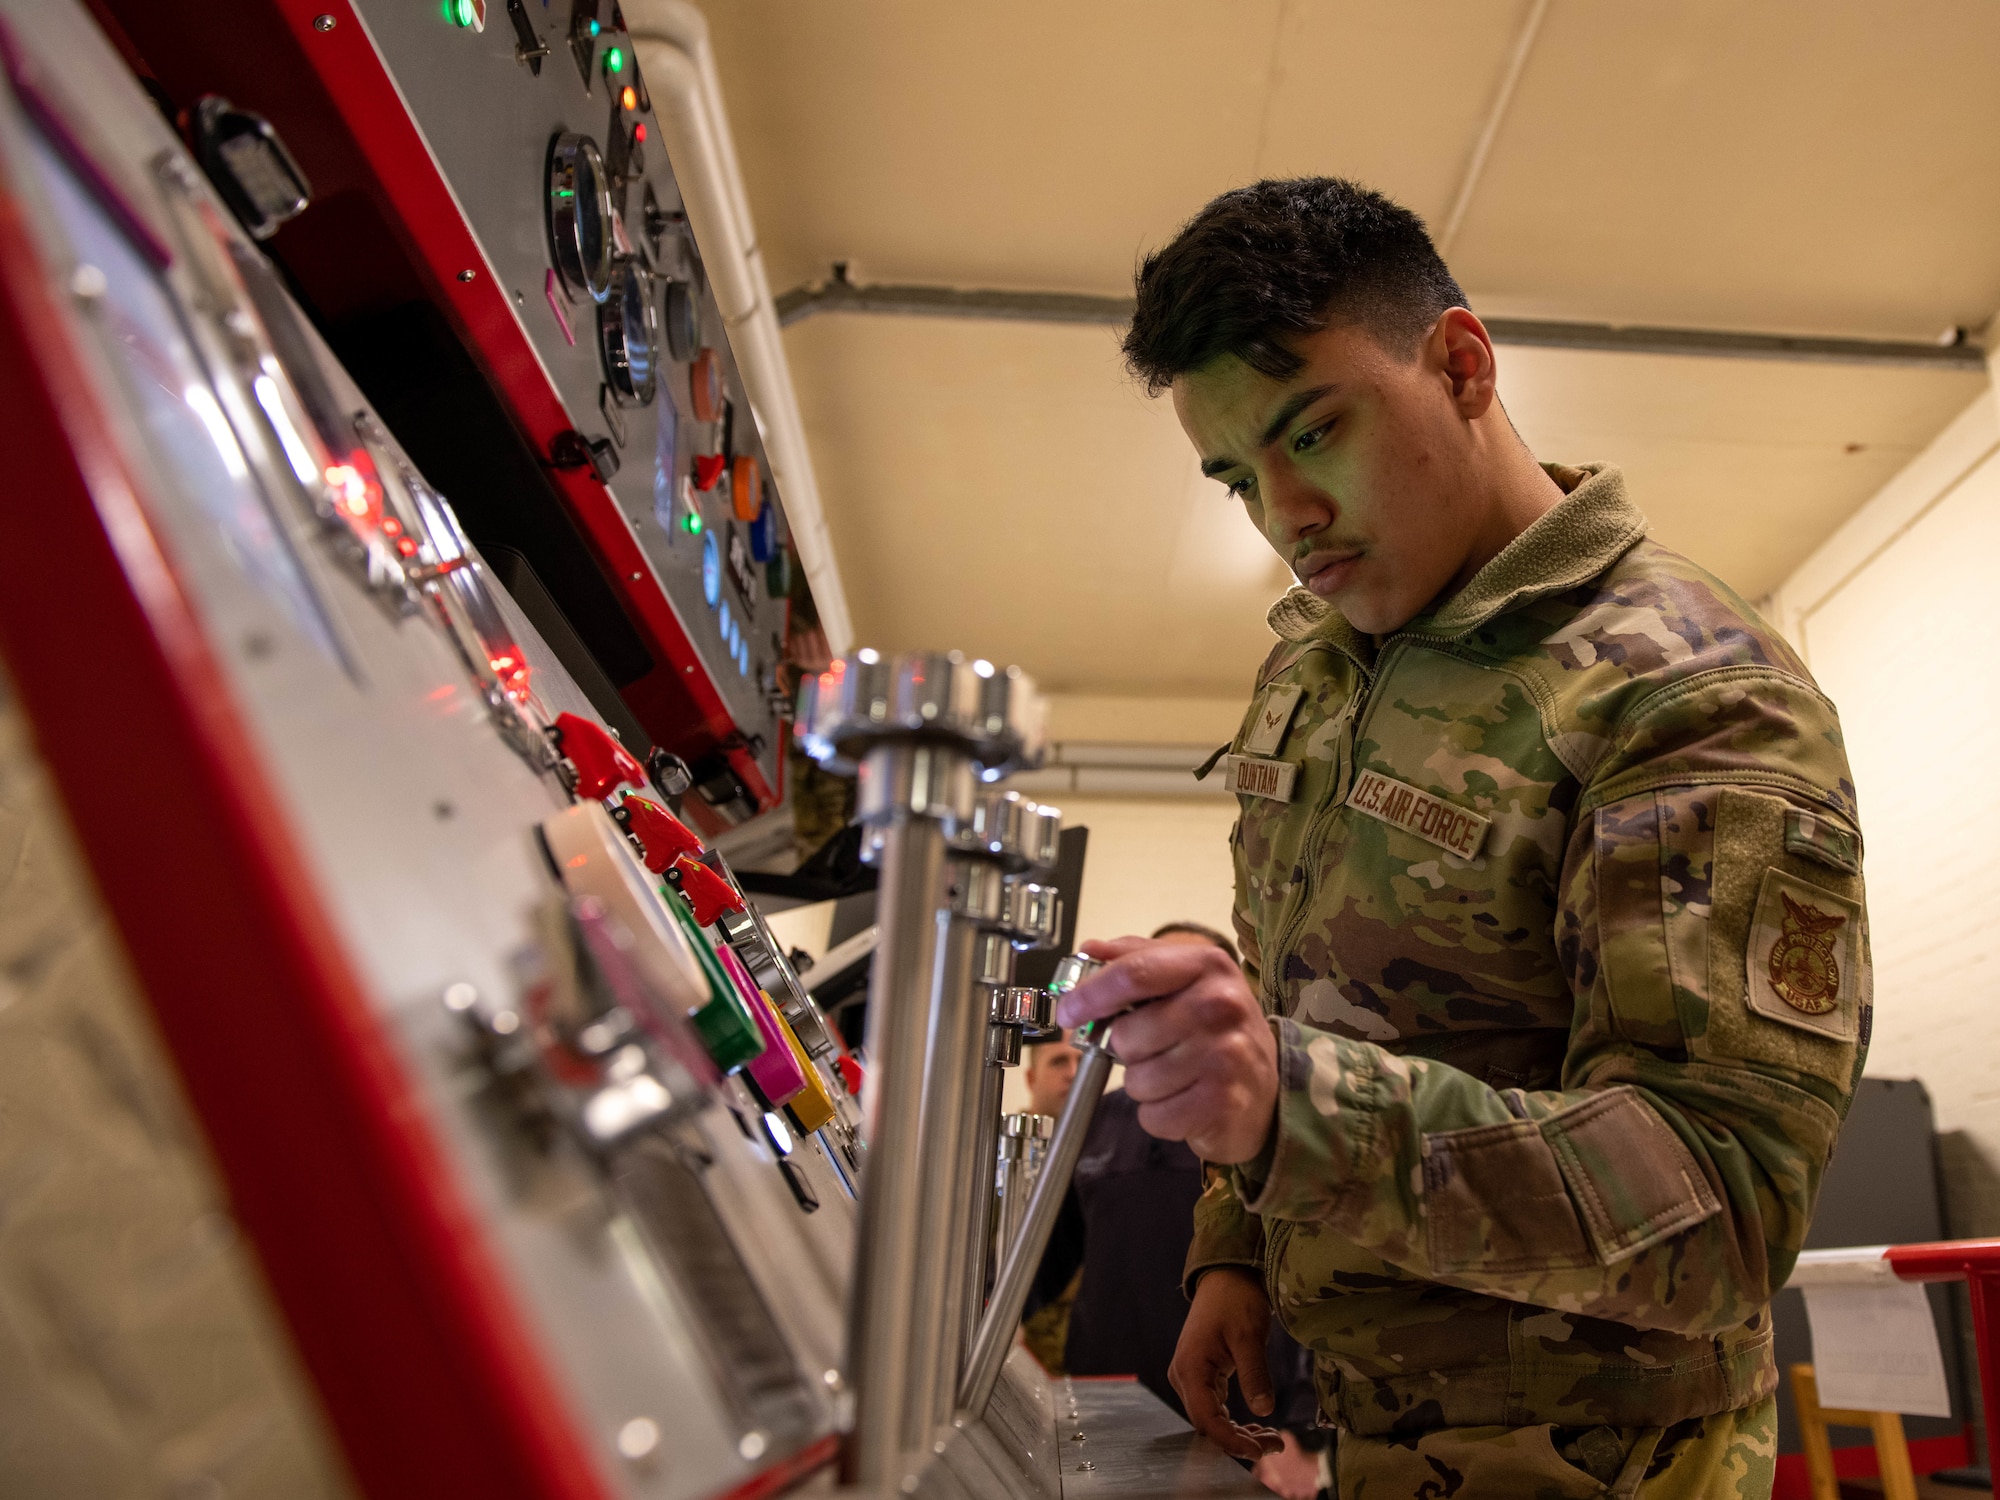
[1433, 308, 1498, 420]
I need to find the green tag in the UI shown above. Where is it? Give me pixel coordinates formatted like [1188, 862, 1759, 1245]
[662, 888, 765, 1072]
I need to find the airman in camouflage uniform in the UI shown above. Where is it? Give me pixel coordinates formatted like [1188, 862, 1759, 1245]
[1062, 176, 1866, 1496]
[1180, 462, 1864, 1494]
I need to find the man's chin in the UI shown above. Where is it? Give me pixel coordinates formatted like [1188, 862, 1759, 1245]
[1330, 590, 1421, 636]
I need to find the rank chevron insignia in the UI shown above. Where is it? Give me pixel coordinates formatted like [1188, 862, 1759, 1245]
[1767, 890, 1847, 1015]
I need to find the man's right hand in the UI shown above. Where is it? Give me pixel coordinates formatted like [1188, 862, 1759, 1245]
[1170, 1267, 1283, 1462]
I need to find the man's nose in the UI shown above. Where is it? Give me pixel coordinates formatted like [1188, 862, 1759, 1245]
[1262, 464, 1335, 547]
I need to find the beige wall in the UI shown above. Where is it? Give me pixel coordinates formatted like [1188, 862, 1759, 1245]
[1769, 389, 2000, 1246]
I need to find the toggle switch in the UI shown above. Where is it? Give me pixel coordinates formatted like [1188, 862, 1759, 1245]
[552, 712, 645, 800]
[611, 794, 703, 872]
[692, 452, 727, 491]
[665, 853, 745, 927]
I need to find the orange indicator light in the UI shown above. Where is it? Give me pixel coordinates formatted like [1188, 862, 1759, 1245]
[621, 85, 636, 110]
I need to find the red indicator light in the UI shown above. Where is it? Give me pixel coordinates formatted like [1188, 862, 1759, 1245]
[487, 649, 531, 699]
[633, 122, 646, 144]
[324, 454, 384, 528]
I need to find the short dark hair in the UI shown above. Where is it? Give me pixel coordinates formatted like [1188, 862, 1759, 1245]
[1123, 177, 1467, 394]
[1150, 921, 1238, 963]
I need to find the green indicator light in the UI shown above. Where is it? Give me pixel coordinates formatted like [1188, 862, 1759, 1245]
[450, 0, 476, 26]
[684, 511, 703, 535]
[555, 188, 575, 199]
[605, 45, 624, 73]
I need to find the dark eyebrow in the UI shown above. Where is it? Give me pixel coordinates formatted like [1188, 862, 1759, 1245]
[1257, 384, 1338, 450]
[1199, 383, 1340, 479]
[1200, 384, 1344, 478]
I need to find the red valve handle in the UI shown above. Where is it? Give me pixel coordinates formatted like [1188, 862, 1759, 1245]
[667, 854, 744, 928]
[613, 794, 703, 873]
[552, 712, 644, 801]
[693, 452, 727, 491]
[835, 1054, 864, 1097]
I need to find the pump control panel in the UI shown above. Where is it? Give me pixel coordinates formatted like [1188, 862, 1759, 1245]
[97, 0, 816, 825]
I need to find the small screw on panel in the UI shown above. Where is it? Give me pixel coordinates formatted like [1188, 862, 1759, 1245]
[69, 263, 106, 301]
[457, 269, 476, 282]
[313, 13, 336, 30]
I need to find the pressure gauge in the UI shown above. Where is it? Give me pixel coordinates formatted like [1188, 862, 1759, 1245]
[546, 133, 614, 302]
[599, 258, 659, 406]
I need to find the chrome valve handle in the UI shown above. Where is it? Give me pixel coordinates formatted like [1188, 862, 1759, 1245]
[960, 955, 1109, 1417]
[794, 649, 1044, 779]
[792, 647, 1048, 1487]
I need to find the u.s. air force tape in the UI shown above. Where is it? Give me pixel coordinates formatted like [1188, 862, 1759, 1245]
[1346, 769, 1489, 859]
[1221, 754, 1298, 802]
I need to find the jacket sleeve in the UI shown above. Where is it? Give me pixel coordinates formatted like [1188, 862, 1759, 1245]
[1232, 668, 1869, 1335]
[1182, 814, 1273, 1296]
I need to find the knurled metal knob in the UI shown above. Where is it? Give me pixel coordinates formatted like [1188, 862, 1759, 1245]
[989, 985, 1051, 1030]
[998, 877, 1062, 947]
[1048, 954, 1105, 996]
[951, 861, 1007, 923]
[956, 788, 1064, 871]
[794, 648, 1044, 774]
[1018, 801, 1062, 871]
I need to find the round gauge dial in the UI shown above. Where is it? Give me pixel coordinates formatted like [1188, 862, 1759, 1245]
[662, 279, 699, 362]
[546, 133, 614, 303]
[599, 259, 659, 407]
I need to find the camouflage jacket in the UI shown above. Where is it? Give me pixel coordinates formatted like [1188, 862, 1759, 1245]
[1188, 464, 1869, 1436]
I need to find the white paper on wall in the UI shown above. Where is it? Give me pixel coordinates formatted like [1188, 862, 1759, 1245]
[1802, 1281, 1953, 1417]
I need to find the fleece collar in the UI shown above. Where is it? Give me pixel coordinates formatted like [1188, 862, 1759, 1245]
[1263, 463, 1648, 653]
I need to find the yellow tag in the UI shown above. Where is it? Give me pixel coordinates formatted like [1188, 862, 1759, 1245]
[1222, 754, 1298, 802]
[1242, 684, 1304, 757]
[1345, 769, 1489, 859]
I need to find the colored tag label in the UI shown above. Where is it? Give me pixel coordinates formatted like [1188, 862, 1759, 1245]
[1222, 755, 1298, 802]
[1242, 684, 1304, 757]
[1346, 769, 1489, 859]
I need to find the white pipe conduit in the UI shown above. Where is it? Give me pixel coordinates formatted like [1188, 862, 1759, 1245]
[624, 0, 854, 655]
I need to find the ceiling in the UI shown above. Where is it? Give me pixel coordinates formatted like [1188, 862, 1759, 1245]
[701, 0, 1998, 698]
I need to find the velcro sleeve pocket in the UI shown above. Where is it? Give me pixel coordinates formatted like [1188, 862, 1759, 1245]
[1423, 1118, 1596, 1274]
[1541, 1086, 1720, 1263]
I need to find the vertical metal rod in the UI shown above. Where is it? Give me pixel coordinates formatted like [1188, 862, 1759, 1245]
[961, 1049, 1005, 1354]
[958, 1039, 1114, 1417]
[840, 744, 954, 1488]
[995, 1115, 1037, 1258]
[903, 903, 982, 1444]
